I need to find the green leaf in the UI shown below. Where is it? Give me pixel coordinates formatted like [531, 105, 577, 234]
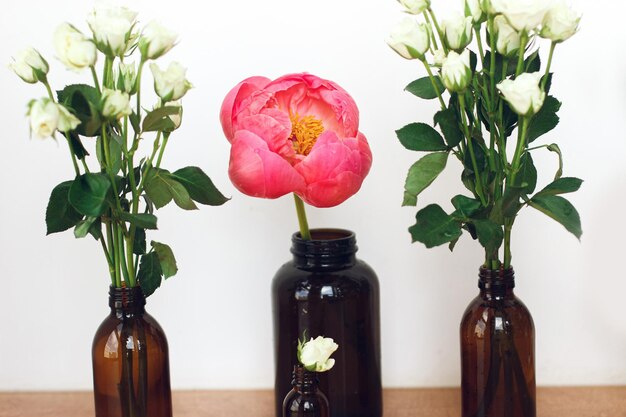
[144, 168, 198, 210]
[535, 177, 583, 197]
[151, 241, 178, 279]
[63, 131, 89, 160]
[527, 96, 561, 143]
[57, 84, 102, 137]
[529, 194, 582, 239]
[171, 167, 229, 206]
[396, 123, 447, 152]
[138, 252, 163, 297]
[120, 212, 158, 230]
[133, 228, 146, 255]
[46, 181, 83, 235]
[434, 108, 463, 148]
[547, 143, 563, 180]
[405, 76, 444, 100]
[129, 111, 141, 134]
[513, 153, 537, 194]
[68, 173, 112, 217]
[451, 195, 482, 219]
[167, 177, 197, 210]
[525, 50, 541, 73]
[408, 204, 462, 248]
[490, 187, 524, 224]
[474, 219, 504, 253]
[142, 106, 180, 132]
[402, 152, 449, 206]
[95, 134, 122, 175]
[88, 217, 102, 240]
[74, 216, 98, 239]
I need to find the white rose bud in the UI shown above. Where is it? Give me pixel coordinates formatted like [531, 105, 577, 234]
[28, 98, 59, 139]
[465, 0, 485, 24]
[9, 48, 49, 84]
[299, 336, 339, 373]
[386, 17, 431, 60]
[101, 88, 132, 119]
[57, 104, 81, 132]
[441, 50, 472, 93]
[139, 21, 178, 60]
[150, 62, 193, 102]
[540, 1, 581, 43]
[480, 0, 497, 15]
[432, 49, 447, 67]
[491, 0, 552, 33]
[441, 12, 474, 51]
[87, 5, 138, 57]
[497, 72, 546, 116]
[117, 62, 137, 95]
[168, 101, 183, 130]
[494, 15, 522, 57]
[54, 23, 97, 71]
[397, 0, 431, 15]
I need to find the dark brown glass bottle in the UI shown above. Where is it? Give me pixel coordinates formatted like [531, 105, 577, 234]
[92, 286, 172, 417]
[460, 267, 535, 417]
[272, 229, 382, 417]
[282, 365, 330, 417]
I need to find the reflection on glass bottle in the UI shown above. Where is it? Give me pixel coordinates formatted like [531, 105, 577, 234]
[283, 365, 330, 417]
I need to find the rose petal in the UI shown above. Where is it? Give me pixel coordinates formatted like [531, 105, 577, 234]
[229, 130, 305, 199]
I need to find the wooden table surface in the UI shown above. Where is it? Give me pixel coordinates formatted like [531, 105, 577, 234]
[1, 387, 625, 417]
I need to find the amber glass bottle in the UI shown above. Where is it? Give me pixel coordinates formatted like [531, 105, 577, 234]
[282, 365, 330, 417]
[92, 286, 172, 417]
[272, 229, 382, 417]
[460, 267, 535, 417]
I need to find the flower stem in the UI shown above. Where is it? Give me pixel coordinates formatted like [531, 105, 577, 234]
[155, 133, 170, 169]
[515, 32, 529, 77]
[423, 11, 439, 51]
[427, 8, 448, 54]
[459, 95, 487, 206]
[542, 42, 556, 91]
[475, 26, 485, 64]
[293, 194, 311, 240]
[91, 66, 101, 94]
[422, 60, 446, 110]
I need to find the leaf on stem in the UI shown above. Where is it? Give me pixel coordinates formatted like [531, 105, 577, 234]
[68, 173, 112, 217]
[534, 177, 583, 197]
[403, 152, 449, 206]
[171, 167, 229, 206]
[133, 228, 146, 255]
[74, 216, 98, 239]
[529, 194, 582, 239]
[513, 153, 537, 194]
[474, 219, 504, 254]
[142, 106, 180, 132]
[57, 84, 102, 137]
[96, 134, 122, 175]
[451, 195, 482, 220]
[434, 108, 463, 148]
[151, 241, 178, 279]
[547, 143, 563, 180]
[120, 212, 158, 229]
[144, 168, 198, 210]
[138, 252, 163, 297]
[527, 96, 561, 143]
[405, 76, 444, 100]
[396, 123, 447, 152]
[408, 204, 462, 248]
[46, 181, 83, 235]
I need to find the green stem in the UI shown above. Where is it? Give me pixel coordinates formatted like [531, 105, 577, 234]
[542, 42, 556, 91]
[422, 60, 446, 110]
[475, 26, 485, 64]
[44, 82, 55, 101]
[155, 133, 170, 169]
[293, 194, 311, 240]
[102, 127, 122, 210]
[136, 60, 145, 117]
[427, 8, 448, 54]
[504, 223, 513, 268]
[64, 135, 81, 177]
[508, 117, 530, 186]
[515, 32, 529, 77]
[422, 12, 439, 51]
[459, 95, 488, 206]
[117, 226, 131, 286]
[100, 236, 115, 286]
[91, 66, 101, 94]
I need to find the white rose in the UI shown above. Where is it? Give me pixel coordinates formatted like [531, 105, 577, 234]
[54, 23, 97, 71]
[28, 99, 59, 139]
[9, 48, 49, 84]
[441, 12, 473, 51]
[87, 4, 138, 57]
[299, 336, 339, 373]
[540, 1, 581, 43]
[57, 104, 81, 132]
[101, 88, 132, 119]
[432, 49, 446, 67]
[139, 21, 178, 60]
[441, 50, 472, 93]
[150, 62, 193, 102]
[465, 0, 485, 24]
[386, 17, 431, 60]
[491, 0, 553, 33]
[397, 0, 430, 15]
[494, 15, 522, 57]
[480, 0, 496, 15]
[497, 72, 545, 116]
[117, 61, 137, 94]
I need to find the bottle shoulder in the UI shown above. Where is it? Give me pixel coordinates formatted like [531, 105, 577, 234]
[460, 293, 534, 327]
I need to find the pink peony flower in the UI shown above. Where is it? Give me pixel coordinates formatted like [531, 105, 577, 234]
[220, 73, 372, 208]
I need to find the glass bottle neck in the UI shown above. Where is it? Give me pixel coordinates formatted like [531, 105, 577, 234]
[108, 286, 146, 316]
[478, 266, 515, 300]
[291, 229, 357, 270]
[291, 365, 319, 395]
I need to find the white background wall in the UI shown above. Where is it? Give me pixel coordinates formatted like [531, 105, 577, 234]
[1, 0, 625, 391]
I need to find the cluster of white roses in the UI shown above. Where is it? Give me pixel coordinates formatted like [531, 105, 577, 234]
[298, 336, 339, 373]
[387, 0, 580, 116]
[9, 4, 191, 138]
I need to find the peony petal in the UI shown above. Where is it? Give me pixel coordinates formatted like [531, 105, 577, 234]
[299, 171, 363, 208]
[229, 130, 305, 199]
[220, 76, 270, 141]
[237, 112, 295, 160]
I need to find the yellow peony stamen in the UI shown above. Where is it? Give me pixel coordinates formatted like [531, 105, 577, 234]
[289, 113, 324, 156]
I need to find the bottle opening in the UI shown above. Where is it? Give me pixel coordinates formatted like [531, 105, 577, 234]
[291, 229, 358, 268]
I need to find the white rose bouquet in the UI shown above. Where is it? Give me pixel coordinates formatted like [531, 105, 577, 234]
[10, 5, 227, 296]
[387, 0, 582, 269]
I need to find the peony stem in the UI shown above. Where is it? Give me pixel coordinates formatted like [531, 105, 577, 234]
[293, 194, 311, 240]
